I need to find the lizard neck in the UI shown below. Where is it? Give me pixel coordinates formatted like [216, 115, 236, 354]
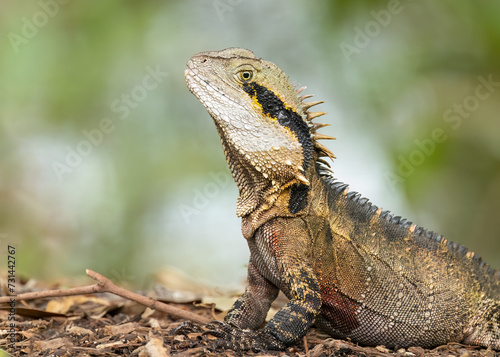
[216, 119, 318, 219]
[237, 154, 320, 239]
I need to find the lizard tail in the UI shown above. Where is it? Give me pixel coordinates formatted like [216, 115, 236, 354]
[463, 298, 500, 349]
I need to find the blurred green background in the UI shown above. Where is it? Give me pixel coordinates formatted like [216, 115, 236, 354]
[1, 0, 499, 290]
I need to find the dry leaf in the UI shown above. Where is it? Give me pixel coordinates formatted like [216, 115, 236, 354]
[141, 307, 156, 319]
[34, 337, 72, 351]
[96, 340, 125, 349]
[200, 296, 236, 312]
[46, 296, 109, 314]
[104, 321, 138, 336]
[0, 305, 67, 318]
[66, 325, 94, 336]
[145, 334, 170, 357]
[376, 345, 390, 353]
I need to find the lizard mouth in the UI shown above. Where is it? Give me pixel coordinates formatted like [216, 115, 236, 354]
[184, 65, 245, 111]
[184, 59, 211, 93]
[185, 66, 217, 99]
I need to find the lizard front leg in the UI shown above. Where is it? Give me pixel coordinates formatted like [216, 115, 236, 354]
[224, 259, 279, 330]
[207, 219, 323, 351]
[260, 261, 322, 346]
[171, 258, 281, 350]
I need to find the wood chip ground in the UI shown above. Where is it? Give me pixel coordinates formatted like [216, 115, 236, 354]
[1, 279, 498, 357]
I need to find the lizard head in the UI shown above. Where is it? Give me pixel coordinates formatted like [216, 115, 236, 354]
[185, 48, 334, 216]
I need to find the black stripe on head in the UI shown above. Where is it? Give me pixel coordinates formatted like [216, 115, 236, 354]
[243, 82, 313, 170]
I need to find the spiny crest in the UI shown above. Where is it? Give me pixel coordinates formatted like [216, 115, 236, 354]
[326, 176, 500, 283]
[295, 85, 336, 166]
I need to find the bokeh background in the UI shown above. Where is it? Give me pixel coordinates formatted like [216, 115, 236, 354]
[1, 1, 499, 291]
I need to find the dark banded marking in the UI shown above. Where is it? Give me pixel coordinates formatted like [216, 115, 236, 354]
[242, 82, 314, 170]
[265, 268, 322, 344]
[289, 183, 310, 214]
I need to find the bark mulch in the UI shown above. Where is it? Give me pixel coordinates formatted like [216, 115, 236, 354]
[0, 275, 498, 357]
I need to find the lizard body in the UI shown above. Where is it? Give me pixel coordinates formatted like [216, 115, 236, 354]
[183, 48, 500, 350]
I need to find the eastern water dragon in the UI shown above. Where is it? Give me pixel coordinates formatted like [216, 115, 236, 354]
[179, 48, 500, 351]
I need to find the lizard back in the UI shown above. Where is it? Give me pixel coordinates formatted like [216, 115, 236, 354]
[316, 174, 500, 347]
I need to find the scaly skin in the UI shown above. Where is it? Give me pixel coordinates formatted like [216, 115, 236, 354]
[182, 48, 500, 351]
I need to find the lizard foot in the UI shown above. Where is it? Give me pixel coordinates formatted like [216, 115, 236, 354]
[204, 320, 285, 351]
[169, 321, 204, 336]
[170, 320, 285, 351]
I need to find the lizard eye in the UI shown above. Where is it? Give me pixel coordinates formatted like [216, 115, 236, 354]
[237, 70, 253, 82]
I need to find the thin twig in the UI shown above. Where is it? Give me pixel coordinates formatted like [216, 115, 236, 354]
[85, 269, 209, 324]
[0, 284, 101, 301]
[0, 269, 210, 325]
[304, 335, 310, 357]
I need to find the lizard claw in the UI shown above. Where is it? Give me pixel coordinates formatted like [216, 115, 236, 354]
[170, 320, 285, 351]
[169, 321, 203, 336]
[203, 320, 285, 351]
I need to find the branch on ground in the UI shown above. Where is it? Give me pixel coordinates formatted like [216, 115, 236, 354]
[0, 269, 210, 325]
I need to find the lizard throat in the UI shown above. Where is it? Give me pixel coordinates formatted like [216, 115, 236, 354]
[242, 82, 314, 171]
